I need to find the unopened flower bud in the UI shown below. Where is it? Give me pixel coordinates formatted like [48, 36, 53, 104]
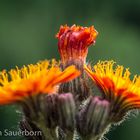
[44, 94, 59, 128]
[57, 93, 76, 131]
[76, 96, 110, 138]
[56, 25, 98, 70]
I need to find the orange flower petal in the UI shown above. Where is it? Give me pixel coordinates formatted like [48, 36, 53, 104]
[56, 25, 98, 64]
[0, 60, 80, 105]
[84, 61, 140, 111]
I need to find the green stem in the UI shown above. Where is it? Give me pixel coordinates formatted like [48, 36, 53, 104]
[82, 135, 102, 140]
[33, 113, 57, 140]
[80, 124, 111, 140]
[65, 131, 73, 140]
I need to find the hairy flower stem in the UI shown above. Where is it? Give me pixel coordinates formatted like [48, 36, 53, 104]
[82, 132, 106, 140]
[33, 113, 57, 140]
[80, 132, 105, 140]
[65, 131, 73, 140]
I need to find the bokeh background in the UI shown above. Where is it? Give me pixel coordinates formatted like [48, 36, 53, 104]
[0, 0, 140, 139]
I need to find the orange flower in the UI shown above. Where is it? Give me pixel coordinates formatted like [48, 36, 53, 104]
[84, 61, 140, 115]
[0, 59, 80, 105]
[56, 25, 98, 65]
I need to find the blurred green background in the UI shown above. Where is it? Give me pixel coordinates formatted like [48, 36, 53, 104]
[0, 0, 140, 139]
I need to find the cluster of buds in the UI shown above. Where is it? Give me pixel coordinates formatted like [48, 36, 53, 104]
[0, 24, 140, 140]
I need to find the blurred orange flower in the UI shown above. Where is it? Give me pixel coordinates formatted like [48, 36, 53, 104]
[84, 61, 140, 113]
[0, 59, 80, 105]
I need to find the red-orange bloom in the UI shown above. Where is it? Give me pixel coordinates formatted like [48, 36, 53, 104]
[56, 25, 98, 64]
[0, 60, 80, 105]
[84, 61, 140, 114]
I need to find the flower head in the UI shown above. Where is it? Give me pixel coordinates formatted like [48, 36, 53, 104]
[84, 61, 140, 121]
[0, 60, 80, 105]
[56, 25, 98, 66]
